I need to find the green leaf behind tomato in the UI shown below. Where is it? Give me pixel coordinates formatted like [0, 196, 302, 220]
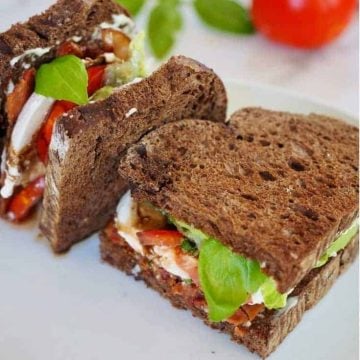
[35, 55, 88, 105]
[147, 1, 182, 59]
[194, 0, 254, 34]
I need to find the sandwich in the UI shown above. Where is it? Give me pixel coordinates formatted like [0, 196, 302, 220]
[100, 108, 358, 358]
[0, 0, 227, 252]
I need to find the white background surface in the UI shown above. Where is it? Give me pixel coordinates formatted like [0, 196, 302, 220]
[0, 2, 358, 360]
[0, 0, 359, 116]
[0, 80, 359, 360]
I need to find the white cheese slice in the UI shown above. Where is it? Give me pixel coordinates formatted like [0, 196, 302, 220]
[11, 93, 54, 154]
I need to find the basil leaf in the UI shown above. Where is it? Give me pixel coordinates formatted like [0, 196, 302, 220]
[199, 238, 249, 322]
[114, 0, 146, 15]
[194, 0, 254, 34]
[35, 55, 88, 105]
[147, 1, 182, 59]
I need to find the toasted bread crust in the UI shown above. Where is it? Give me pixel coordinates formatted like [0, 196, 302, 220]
[118, 113, 358, 292]
[0, 0, 128, 152]
[40, 56, 227, 252]
[100, 228, 358, 358]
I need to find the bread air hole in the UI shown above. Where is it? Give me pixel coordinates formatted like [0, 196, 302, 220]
[288, 159, 306, 171]
[259, 171, 276, 181]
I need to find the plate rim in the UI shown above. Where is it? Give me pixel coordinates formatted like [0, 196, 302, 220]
[223, 78, 358, 124]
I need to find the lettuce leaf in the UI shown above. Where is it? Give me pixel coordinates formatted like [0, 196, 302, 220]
[198, 237, 286, 321]
[260, 277, 287, 309]
[170, 217, 208, 246]
[315, 219, 359, 268]
[198, 238, 248, 321]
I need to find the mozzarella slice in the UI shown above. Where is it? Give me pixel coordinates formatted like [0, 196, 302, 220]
[11, 93, 54, 154]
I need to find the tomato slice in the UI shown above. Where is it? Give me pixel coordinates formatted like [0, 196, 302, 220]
[5, 68, 35, 124]
[36, 100, 76, 163]
[137, 230, 184, 247]
[87, 65, 106, 96]
[6, 176, 45, 222]
[36, 64, 105, 163]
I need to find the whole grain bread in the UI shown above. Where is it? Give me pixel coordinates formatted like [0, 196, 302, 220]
[0, 0, 128, 145]
[118, 112, 358, 292]
[40, 56, 227, 253]
[99, 224, 358, 358]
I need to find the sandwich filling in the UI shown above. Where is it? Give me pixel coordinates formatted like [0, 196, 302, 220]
[0, 15, 147, 222]
[108, 191, 358, 327]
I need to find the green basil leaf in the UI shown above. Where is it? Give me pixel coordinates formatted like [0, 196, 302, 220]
[194, 0, 254, 34]
[114, 0, 146, 15]
[35, 55, 88, 105]
[147, 1, 182, 59]
[199, 238, 249, 322]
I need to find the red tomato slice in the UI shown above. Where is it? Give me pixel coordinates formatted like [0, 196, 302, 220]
[36, 64, 105, 163]
[137, 230, 184, 247]
[6, 176, 45, 222]
[87, 65, 106, 96]
[36, 100, 76, 163]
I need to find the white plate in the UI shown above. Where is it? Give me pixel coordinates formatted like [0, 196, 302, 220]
[0, 81, 358, 360]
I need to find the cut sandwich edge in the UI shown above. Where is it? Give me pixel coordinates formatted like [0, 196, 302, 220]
[99, 227, 358, 358]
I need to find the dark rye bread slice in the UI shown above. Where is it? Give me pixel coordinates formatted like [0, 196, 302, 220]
[40, 56, 227, 253]
[0, 0, 128, 144]
[99, 226, 358, 358]
[118, 113, 358, 293]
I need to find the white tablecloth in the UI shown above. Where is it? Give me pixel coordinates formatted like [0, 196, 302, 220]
[0, 0, 358, 116]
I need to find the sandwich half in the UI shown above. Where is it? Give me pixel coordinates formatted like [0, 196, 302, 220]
[100, 108, 358, 358]
[0, 0, 227, 252]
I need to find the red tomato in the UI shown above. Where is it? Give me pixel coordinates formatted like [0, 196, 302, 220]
[252, 0, 356, 48]
[137, 230, 184, 247]
[87, 65, 106, 96]
[6, 176, 45, 222]
[36, 100, 76, 163]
